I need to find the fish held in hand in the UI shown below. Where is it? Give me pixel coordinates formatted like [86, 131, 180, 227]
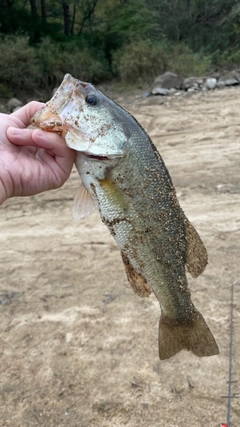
[31, 74, 219, 360]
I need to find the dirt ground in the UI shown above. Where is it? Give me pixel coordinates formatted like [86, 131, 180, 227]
[1, 86, 240, 427]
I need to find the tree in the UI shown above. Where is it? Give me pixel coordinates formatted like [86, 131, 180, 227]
[41, 0, 47, 21]
[63, 2, 70, 35]
[78, 0, 99, 36]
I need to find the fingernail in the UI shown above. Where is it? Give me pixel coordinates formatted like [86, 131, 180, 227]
[35, 129, 46, 139]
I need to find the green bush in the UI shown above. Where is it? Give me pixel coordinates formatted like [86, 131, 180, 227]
[113, 40, 211, 85]
[207, 48, 240, 70]
[36, 38, 111, 88]
[0, 36, 42, 96]
[1, 34, 235, 98]
[0, 36, 111, 98]
[0, 83, 13, 98]
[204, 49, 229, 69]
[168, 44, 211, 77]
[112, 40, 170, 85]
[229, 50, 240, 65]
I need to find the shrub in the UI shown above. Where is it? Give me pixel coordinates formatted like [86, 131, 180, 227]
[112, 40, 170, 85]
[0, 36, 111, 98]
[36, 38, 111, 88]
[0, 36, 42, 97]
[229, 50, 240, 65]
[113, 40, 211, 85]
[168, 44, 211, 77]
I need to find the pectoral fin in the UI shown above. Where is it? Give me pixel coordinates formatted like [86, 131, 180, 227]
[184, 218, 208, 278]
[121, 252, 151, 298]
[72, 182, 96, 220]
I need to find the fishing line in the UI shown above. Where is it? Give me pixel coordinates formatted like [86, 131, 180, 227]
[220, 282, 235, 427]
[227, 283, 234, 427]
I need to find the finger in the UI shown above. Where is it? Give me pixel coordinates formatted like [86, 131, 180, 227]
[7, 127, 40, 147]
[9, 127, 75, 161]
[7, 127, 75, 174]
[11, 101, 45, 127]
[33, 130, 75, 177]
[32, 129, 76, 160]
[7, 127, 65, 151]
[33, 131, 75, 182]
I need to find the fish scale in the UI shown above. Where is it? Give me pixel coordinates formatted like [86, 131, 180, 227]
[31, 73, 219, 360]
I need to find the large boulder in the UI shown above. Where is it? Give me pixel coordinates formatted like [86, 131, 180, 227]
[183, 77, 204, 90]
[204, 77, 217, 90]
[7, 97, 23, 112]
[0, 103, 8, 113]
[151, 72, 184, 94]
[218, 70, 240, 87]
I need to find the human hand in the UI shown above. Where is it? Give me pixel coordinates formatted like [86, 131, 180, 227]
[0, 101, 75, 205]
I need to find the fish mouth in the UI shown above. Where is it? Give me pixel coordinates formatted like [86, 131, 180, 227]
[79, 151, 124, 161]
[87, 154, 111, 161]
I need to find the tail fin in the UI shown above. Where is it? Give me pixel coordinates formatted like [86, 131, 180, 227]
[158, 309, 219, 360]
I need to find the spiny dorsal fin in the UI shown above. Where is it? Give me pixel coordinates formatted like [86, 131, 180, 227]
[121, 252, 151, 298]
[184, 218, 208, 278]
[72, 183, 96, 220]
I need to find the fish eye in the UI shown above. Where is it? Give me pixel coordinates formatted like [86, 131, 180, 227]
[86, 94, 98, 106]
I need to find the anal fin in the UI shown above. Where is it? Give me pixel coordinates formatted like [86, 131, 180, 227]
[121, 252, 151, 298]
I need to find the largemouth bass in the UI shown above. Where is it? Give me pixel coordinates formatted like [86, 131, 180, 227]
[31, 74, 219, 360]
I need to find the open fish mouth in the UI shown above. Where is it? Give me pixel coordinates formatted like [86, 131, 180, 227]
[83, 152, 123, 161]
[87, 154, 110, 160]
[77, 150, 124, 162]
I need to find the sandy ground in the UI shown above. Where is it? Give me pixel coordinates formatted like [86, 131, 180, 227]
[0, 86, 240, 427]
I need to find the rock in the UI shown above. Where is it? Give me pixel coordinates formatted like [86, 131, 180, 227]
[218, 70, 240, 86]
[216, 81, 225, 90]
[7, 97, 23, 112]
[0, 103, 8, 113]
[204, 77, 217, 90]
[183, 77, 204, 90]
[219, 77, 238, 86]
[152, 87, 169, 96]
[187, 87, 200, 93]
[143, 91, 151, 97]
[151, 72, 184, 94]
[235, 69, 240, 80]
[169, 88, 177, 95]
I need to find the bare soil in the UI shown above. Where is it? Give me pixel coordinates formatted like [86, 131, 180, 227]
[1, 87, 240, 427]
